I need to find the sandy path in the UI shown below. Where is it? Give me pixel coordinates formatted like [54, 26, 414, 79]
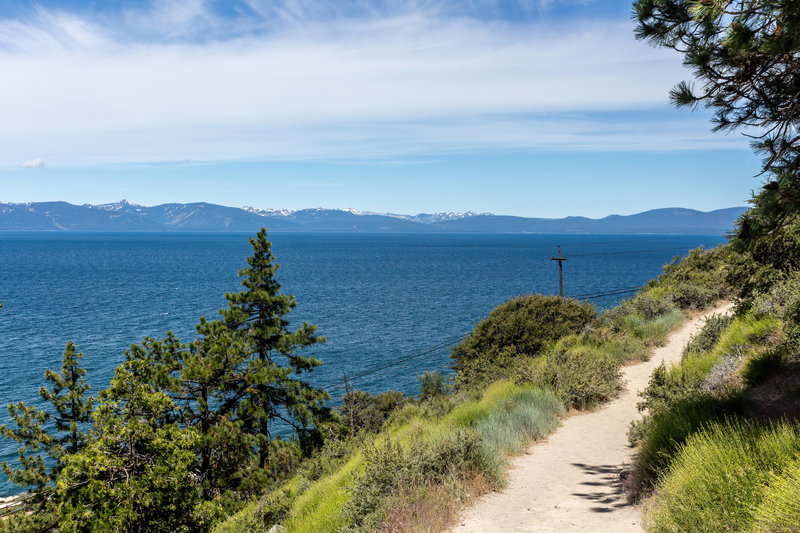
[451, 302, 735, 533]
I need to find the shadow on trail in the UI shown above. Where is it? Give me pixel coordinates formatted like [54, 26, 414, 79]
[569, 462, 634, 514]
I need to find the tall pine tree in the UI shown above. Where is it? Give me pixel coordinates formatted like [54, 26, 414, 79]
[139, 322, 253, 497]
[220, 228, 329, 469]
[0, 342, 93, 528]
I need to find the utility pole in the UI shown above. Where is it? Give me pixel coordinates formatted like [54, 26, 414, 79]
[551, 246, 567, 297]
[342, 369, 354, 434]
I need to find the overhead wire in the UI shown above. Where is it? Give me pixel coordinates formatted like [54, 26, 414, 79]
[325, 343, 457, 393]
[321, 335, 464, 392]
[568, 246, 701, 258]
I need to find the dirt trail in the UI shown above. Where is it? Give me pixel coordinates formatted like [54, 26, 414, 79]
[450, 302, 735, 533]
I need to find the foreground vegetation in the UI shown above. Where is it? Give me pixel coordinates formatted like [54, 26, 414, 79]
[629, 2, 800, 532]
[628, 261, 800, 533]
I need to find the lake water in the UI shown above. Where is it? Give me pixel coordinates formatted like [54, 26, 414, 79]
[0, 231, 725, 495]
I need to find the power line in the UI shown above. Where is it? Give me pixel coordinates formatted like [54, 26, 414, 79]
[568, 246, 699, 258]
[322, 335, 464, 392]
[326, 344, 456, 393]
[567, 286, 644, 300]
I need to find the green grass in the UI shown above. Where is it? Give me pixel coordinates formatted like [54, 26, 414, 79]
[712, 314, 780, 358]
[218, 382, 564, 533]
[622, 309, 684, 346]
[633, 313, 783, 493]
[475, 388, 564, 456]
[750, 455, 800, 533]
[635, 395, 742, 490]
[645, 419, 800, 533]
[284, 455, 361, 533]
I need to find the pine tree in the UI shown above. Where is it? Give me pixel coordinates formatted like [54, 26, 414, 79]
[220, 228, 329, 469]
[56, 353, 210, 533]
[140, 322, 252, 497]
[1, 343, 93, 496]
[633, 0, 800, 241]
[0, 342, 94, 528]
[42, 342, 94, 457]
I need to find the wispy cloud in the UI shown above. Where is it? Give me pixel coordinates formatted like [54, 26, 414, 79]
[18, 157, 45, 168]
[0, 1, 739, 166]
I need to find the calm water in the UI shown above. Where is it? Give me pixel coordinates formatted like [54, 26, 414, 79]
[0, 232, 725, 494]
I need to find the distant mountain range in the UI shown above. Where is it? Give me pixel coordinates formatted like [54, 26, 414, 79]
[0, 200, 748, 234]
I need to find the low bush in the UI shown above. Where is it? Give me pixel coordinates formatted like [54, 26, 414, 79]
[212, 480, 299, 533]
[340, 390, 407, 435]
[628, 290, 678, 320]
[540, 342, 622, 410]
[750, 455, 800, 533]
[619, 309, 684, 346]
[379, 484, 462, 533]
[416, 371, 451, 402]
[682, 314, 733, 358]
[645, 419, 800, 533]
[633, 394, 742, 490]
[341, 430, 484, 532]
[597, 334, 650, 364]
[453, 345, 538, 390]
[451, 295, 596, 382]
[658, 246, 731, 309]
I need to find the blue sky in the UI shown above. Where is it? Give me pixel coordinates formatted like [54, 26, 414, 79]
[0, 0, 761, 217]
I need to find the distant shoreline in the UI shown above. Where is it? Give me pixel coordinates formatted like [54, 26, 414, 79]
[0, 201, 746, 234]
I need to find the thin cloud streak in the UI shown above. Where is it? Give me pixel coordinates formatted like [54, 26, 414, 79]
[18, 157, 45, 168]
[0, 1, 726, 166]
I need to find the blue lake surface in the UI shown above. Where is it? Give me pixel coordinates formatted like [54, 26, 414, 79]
[0, 231, 725, 495]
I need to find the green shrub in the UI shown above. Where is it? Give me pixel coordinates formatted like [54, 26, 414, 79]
[636, 361, 703, 416]
[299, 434, 357, 483]
[658, 246, 731, 309]
[339, 390, 407, 435]
[620, 309, 684, 346]
[634, 394, 743, 490]
[725, 247, 784, 308]
[212, 481, 299, 533]
[730, 216, 800, 290]
[781, 277, 800, 347]
[683, 314, 734, 358]
[541, 344, 622, 410]
[475, 388, 564, 456]
[451, 295, 596, 380]
[453, 345, 537, 389]
[630, 291, 678, 320]
[342, 429, 485, 532]
[417, 371, 452, 402]
[598, 334, 650, 363]
[750, 455, 800, 533]
[645, 419, 800, 533]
